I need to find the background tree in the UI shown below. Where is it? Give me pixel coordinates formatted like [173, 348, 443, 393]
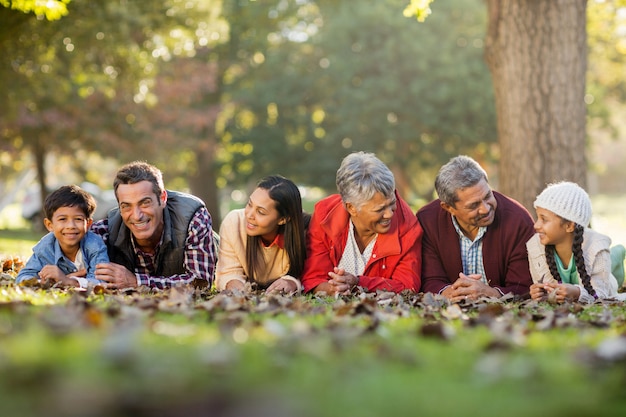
[406, 0, 626, 210]
[0, 0, 223, 220]
[224, 0, 496, 202]
[484, 0, 588, 210]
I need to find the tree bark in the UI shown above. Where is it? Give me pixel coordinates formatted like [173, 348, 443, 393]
[189, 135, 221, 229]
[484, 0, 588, 211]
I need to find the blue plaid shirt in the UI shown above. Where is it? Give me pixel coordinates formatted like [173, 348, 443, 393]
[451, 216, 488, 284]
[91, 207, 216, 288]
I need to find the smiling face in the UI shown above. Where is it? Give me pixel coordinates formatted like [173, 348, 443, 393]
[244, 187, 286, 244]
[534, 207, 575, 247]
[347, 191, 397, 238]
[116, 180, 166, 251]
[441, 178, 497, 239]
[44, 205, 92, 260]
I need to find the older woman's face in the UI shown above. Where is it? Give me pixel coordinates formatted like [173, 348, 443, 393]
[348, 192, 397, 236]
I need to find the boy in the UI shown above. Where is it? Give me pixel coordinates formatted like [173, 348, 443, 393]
[16, 185, 109, 288]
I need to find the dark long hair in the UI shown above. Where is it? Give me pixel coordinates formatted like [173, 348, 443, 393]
[544, 223, 596, 299]
[245, 175, 307, 284]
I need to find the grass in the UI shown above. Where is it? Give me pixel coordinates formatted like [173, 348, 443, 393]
[0, 228, 44, 259]
[0, 286, 625, 417]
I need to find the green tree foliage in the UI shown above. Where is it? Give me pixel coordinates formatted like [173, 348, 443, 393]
[587, 0, 626, 130]
[224, 0, 495, 200]
[0, 0, 70, 20]
[216, 0, 325, 193]
[0, 0, 222, 213]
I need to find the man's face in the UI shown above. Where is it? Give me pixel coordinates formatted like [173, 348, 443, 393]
[116, 180, 166, 249]
[441, 178, 497, 237]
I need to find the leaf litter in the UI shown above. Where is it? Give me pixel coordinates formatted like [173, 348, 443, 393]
[2, 258, 626, 416]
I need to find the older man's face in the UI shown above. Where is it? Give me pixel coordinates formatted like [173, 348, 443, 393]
[441, 178, 497, 237]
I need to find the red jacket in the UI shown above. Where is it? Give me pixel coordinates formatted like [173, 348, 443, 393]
[302, 191, 423, 293]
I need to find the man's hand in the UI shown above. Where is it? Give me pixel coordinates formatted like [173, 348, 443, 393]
[447, 272, 500, 303]
[95, 262, 138, 289]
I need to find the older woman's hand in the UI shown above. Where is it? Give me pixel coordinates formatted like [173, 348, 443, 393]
[328, 267, 359, 295]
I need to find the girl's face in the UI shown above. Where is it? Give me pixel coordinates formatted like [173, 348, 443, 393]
[534, 207, 575, 246]
[244, 188, 286, 244]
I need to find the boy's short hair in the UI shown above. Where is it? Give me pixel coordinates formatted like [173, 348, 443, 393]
[43, 185, 97, 220]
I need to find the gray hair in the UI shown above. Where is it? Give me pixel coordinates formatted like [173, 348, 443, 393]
[435, 155, 488, 207]
[336, 152, 395, 209]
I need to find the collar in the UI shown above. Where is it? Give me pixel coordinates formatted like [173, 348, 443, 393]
[451, 216, 487, 243]
[262, 232, 285, 249]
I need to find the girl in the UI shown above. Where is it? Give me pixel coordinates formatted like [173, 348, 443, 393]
[527, 181, 620, 303]
[216, 175, 307, 293]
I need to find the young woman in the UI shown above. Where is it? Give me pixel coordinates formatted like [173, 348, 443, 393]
[216, 175, 307, 293]
[527, 181, 622, 303]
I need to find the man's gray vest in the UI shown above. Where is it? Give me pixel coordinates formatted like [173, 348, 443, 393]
[106, 190, 205, 277]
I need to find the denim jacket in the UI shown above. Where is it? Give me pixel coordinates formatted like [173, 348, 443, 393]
[16, 231, 109, 285]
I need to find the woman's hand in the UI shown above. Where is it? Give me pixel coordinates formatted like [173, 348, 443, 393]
[225, 280, 246, 292]
[328, 267, 359, 295]
[266, 277, 298, 294]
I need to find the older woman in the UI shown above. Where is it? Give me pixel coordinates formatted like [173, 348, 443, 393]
[301, 152, 423, 295]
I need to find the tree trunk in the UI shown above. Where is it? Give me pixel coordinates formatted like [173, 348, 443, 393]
[189, 136, 220, 229]
[484, 0, 588, 211]
[33, 133, 47, 213]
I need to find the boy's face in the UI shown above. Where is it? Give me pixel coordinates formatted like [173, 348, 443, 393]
[44, 205, 92, 255]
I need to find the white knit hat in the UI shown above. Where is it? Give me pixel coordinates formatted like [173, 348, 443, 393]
[533, 181, 592, 227]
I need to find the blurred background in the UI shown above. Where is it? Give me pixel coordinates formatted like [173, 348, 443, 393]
[1, 0, 625, 246]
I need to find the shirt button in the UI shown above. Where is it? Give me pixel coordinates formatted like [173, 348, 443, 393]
[372, 254, 376, 258]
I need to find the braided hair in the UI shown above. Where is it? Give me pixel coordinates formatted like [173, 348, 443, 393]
[573, 224, 596, 299]
[544, 223, 596, 299]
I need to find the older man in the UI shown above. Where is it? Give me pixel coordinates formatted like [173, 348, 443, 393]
[417, 155, 534, 301]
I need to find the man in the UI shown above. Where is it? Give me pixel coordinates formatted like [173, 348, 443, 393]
[417, 155, 534, 301]
[91, 161, 217, 289]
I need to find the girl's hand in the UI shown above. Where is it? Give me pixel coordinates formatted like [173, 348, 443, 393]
[542, 282, 580, 303]
[529, 282, 547, 301]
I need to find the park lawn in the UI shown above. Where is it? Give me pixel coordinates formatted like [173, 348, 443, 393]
[0, 281, 625, 417]
[0, 228, 44, 261]
[2, 225, 626, 417]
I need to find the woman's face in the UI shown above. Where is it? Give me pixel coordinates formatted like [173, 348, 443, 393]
[348, 192, 397, 236]
[244, 187, 286, 244]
